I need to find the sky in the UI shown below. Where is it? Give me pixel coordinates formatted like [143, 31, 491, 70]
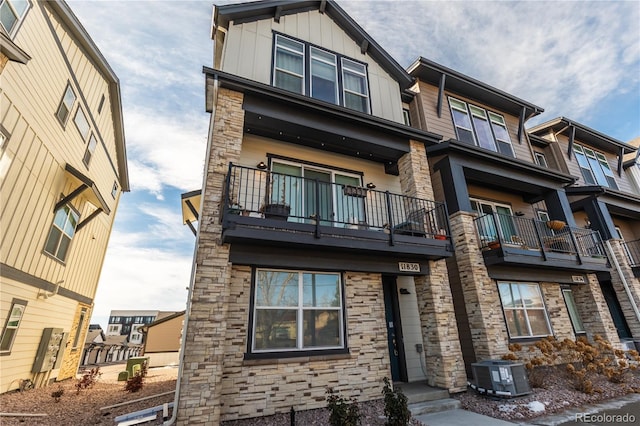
[66, 0, 640, 329]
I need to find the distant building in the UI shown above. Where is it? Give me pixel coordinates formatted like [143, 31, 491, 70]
[106, 310, 178, 345]
[0, 0, 128, 393]
[140, 311, 185, 367]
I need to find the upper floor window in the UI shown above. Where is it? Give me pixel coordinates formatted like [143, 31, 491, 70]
[573, 144, 618, 189]
[402, 109, 411, 126]
[111, 181, 118, 199]
[251, 269, 344, 353]
[534, 152, 548, 168]
[272, 34, 370, 113]
[44, 204, 79, 262]
[56, 84, 76, 126]
[74, 108, 90, 141]
[0, 299, 27, 354]
[83, 134, 97, 167]
[448, 97, 514, 157]
[0, 0, 29, 36]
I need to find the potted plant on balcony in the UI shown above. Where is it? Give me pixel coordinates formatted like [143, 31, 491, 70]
[262, 173, 290, 220]
[546, 220, 566, 231]
[434, 229, 447, 240]
[487, 237, 501, 250]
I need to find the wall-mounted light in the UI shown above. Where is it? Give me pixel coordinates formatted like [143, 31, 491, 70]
[399, 288, 411, 295]
[366, 182, 376, 189]
[257, 161, 267, 170]
[38, 280, 64, 299]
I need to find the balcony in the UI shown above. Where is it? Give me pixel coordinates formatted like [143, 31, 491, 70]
[622, 239, 640, 278]
[474, 213, 609, 272]
[221, 164, 452, 260]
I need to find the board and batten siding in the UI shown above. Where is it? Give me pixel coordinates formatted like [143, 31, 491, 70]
[416, 81, 535, 163]
[221, 10, 404, 123]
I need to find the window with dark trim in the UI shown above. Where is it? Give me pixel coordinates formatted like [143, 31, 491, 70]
[97, 94, 105, 114]
[83, 134, 97, 167]
[498, 282, 552, 338]
[534, 152, 548, 168]
[0, 0, 30, 37]
[448, 97, 515, 157]
[0, 128, 7, 149]
[272, 33, 370, 113]
[74, 107, 90, 141]
[402, 109, 411, 126]
[561, 288, 585, 335]
[251, 269, 345, 354]
[111, 181, 118, 199]
[56, 84, 76, 126]
[573, 144, 618, 189]
[0, 299, 27, 354]
[44, 204, 79, 262]
[72, 308, 87, 349]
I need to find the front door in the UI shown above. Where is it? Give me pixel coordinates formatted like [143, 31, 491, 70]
[382, 275, 407, 382]
[600, 280, 632, 339]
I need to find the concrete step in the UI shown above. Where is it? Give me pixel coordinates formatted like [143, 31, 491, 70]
[409, 398, 461, 417]
[395, 382, 449, 404]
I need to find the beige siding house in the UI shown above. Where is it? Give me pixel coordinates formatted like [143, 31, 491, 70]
[176, 1, 466, 423]
[0, 0, 128, 392]
[141, 311, 184, 367]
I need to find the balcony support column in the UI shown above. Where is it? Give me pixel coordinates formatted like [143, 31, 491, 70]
[574, 196, 617, 241]
[571, 274, 622, 344]
[543, 188, 576, 227]
[400, 140, 466, 392]
[177, 88, 245, 425]
[606, 241, 640, 338]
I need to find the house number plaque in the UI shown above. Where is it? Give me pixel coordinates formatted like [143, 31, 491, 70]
[398, 262, 420, 273]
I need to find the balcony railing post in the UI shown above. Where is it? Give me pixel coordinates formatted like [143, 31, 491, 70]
[568, 227, 583, 265]
[314, 178, 321, 239]
[492, 213, 503, 243]
[221, 162, 233, 224]
[532, 219, 548, 261]
[385, 191, 394, 246]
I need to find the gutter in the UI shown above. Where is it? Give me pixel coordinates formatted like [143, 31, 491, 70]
[605, 240, 640, 327]
[163, 74, 219, 425]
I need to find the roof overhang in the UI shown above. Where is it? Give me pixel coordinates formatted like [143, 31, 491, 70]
[63, 163, 111, 215]
[408, 57, 544, 120]
[181, 190, 201, 236]
[47, 1, 129, 191]
[212, 0, 414, 90]
[566, 185, 640, 220]
[0, 30, 31, 64]
[529, 117, 636, 156]
[205, 68, 441, 165]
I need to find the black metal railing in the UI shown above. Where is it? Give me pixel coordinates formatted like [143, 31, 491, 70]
[622, 239, 640, 267]
[474, 212, 606, 259]
[224, 164, 451, 240]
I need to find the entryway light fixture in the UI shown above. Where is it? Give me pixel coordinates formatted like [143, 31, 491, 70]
[257, 161, 267, 170]
[366, 182, 376, 189]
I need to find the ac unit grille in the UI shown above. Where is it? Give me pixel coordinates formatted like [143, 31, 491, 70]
[469, 360, 531, 398]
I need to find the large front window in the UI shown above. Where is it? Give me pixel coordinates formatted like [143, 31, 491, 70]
[44, 204, 79, 261]
[448, 97, 514, 157]
[498, 282, 552, 338]
[573, 144, 618, 189]
[273, 34, 370, 113]
[252, 269, 344, 352]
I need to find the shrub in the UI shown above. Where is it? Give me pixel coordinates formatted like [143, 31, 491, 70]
[76, 367, 101, 394]
[382, 377, 410, 426]
[125, 372, 145, 393]
[325, 387, 360, 426]
[50, 387, 64, 402]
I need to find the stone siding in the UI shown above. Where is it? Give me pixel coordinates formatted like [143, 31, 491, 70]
[607, 240, 640, 338]
[572, 274, 621, 345]
[57, 303, 92, 380]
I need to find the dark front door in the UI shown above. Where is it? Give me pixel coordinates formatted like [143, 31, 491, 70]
[600, 280, 632, 339]
[382, 275, 408, 382]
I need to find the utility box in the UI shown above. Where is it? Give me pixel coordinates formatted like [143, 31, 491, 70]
[470, 360, 531, 397]
[32, 328, 68, 373]
[126, 357, 149, 376]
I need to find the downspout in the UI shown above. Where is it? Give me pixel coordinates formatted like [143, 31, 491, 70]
[164, 74, 219, 425]
[605, 240, 640, 324]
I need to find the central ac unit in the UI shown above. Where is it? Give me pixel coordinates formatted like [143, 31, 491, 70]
[469, 360, 531, 397]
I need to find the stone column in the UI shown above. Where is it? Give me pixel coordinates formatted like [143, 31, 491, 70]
[177, 88, 245, 425]
[398, 141, 466, 392]
[606, 240, 640, 337]
[447, 210, 510, 360]
[572, 273, 621, 345]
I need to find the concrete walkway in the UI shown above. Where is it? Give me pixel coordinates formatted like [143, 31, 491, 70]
[415, 408, 517, 425]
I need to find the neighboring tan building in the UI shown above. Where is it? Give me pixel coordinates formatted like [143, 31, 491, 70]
[140, 310, 184, 367]
[176, 1, 466, 423]
[529, 119, 640, 348]
[105, 310, 177, 345]
[0, 0, 128, 392]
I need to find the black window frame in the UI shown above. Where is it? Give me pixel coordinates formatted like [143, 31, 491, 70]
[245, 267, 349, 360]
[271, 32, 371, 114]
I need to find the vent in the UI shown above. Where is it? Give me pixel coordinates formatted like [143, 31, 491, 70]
[469, 360, 531, 397]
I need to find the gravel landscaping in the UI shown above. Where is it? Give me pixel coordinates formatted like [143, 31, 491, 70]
[2, 363, 640, 425]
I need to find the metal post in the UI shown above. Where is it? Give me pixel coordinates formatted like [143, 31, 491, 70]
[385, 191, 394, 246]
[532, 219, 547, 261]
[568, 227, 583, 265]
[314, 178, 321, 239]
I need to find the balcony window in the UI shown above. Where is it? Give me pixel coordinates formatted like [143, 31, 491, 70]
[448, 97, 514, 157]
[251, 269, 344, 353]
[0, 0, 29, 36]
[574, 144, 618, 189]
[44, 204, 79, 262]
[273, 34, 370, 113]
[498, 282, 552, 338]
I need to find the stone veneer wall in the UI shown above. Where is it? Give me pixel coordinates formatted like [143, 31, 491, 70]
[447, 210, 510, 360]
[57, 303, 92, 380]
[177, 88, 245, 425]
[540, 283, 575, 340]
[572, 274, 621, 345]
[607, 240, 640, 338]
[397, 141, 467, 392]
[218, 267, 389, 421]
